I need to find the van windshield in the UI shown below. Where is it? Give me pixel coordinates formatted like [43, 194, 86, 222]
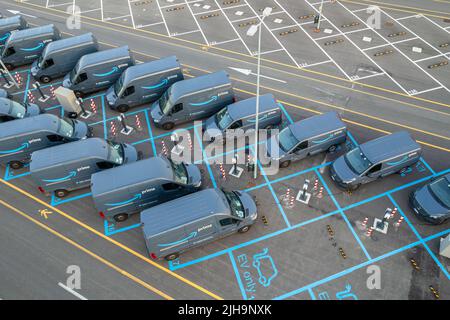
[58, 118, 75, 138]
[114, 75, 124, 96]
[215, 108, 233, 130]
[224, 191, 245, 219]
[8, 100, 26, 118]
[169, 159, 188, 184]
[428, 178, 450, 209]
[107, 141, 124, 165]
[37, 55, 44, 68]
[345, 147, 372, 175]
[159, 89, 173, 115]
[278, 127, 298, 152]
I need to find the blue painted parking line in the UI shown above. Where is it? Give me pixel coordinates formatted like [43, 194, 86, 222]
[228, 251, 248, 300]
[419, 157, 436, 175]
[143, 109, 157, 155]
[250, 145, 291, 228]
[315, 169, 372, 261]
[308, 288, 316, 300]
[274, 227, 450, 300]
[170, 166, 450, 271]
[104, 220, 142, 236]
[347, 131, 359, 147]
[89, 107, 148, 127]
[278, 103, 293, 124]
[51, 192, 92, 206]
[388, 195, 450, 280]
[194, 125, 217, 188]
[3, 166, 31, 181]
[22, 71, 31, 104]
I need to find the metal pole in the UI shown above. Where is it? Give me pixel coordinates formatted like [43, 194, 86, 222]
[253, 19, 263, 179]
[317, 0, 324, 30]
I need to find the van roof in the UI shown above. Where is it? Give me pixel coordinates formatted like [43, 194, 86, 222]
[290, 112, 346, 142]
[7, 24, 56, 42]
[169, 70, 230, 101]
[360, 131, 421, 164]
[30, 138, 109, 171]
[141, 189, 230, 237]
[42, 32, 96, 56]
[76, 46, 131, 69]
[227, 94, 277, 120]
[121, 56, 180, 84]
[0, 113, 61, 139]
[91, 156, 174, 196]
[0, 15, 25, 28]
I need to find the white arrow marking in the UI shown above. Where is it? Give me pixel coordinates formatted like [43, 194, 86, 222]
[7, 10, 37, 18]
[229, 67, 287, 83]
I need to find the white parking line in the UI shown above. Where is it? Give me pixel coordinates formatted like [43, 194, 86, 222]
[127, 0, 136, 29]
[410, 86, 444, 96]
[414, 53, 449, 63]
[270, 24, 298, 32]
[80, 8, 102, 14]
[314, 27, 370, 41]
[210, 38, 240, 46]
[136, 21, 166, 29]
[273, 0, 352, 79]
[193, 8, 221, 16]
[301, 59, 332, 68]
[171, 29, 201, 37]
[48, 2, 72, 8]
[395, 14, 422, 21]
[362, 37, 418, 51]
[418, 14, 450, 34]
[104, 14, 131, 21]
[160, 0, 204, 9]
[260, 48, 285, 55]
[58, 282, 88, 300]
[212, 0, 253, 55]
[352, 72, 384, 81]
[184, 0, 210, 45]
[155, 0, 172, 36]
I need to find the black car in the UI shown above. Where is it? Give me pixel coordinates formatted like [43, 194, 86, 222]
[410, 173, 450, 225]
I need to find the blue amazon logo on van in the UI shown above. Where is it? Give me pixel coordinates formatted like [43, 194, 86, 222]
[105, 193, 142, 206]
[93, 66, 119, 77]
[157, 231, 198, 247]
[42, 171, 77, 183]
[0, 32, 11, 42]
[20, 42, 44, 52]
[190, 96, 218, 107]
[386, 155, 409, 166]
[142, 78, 168, 90]
[0, 142, 29, 154]
[311, 133, 333, 144]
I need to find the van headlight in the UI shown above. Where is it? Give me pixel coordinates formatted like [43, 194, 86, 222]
[251, 212, 257, 220]
[154, 119, 160, 123]
[193, 180, 202, 188]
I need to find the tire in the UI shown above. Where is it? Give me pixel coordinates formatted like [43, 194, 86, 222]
[5, 63, 14, 71]
[348, 184, 360, 191]
[328, 144, 338, 153]
[116, 105, 129, 113]
[74, 91, 83, 98]
[165, 252, 179, 261]
[114, 213, 128, 223]
[9, 161, 23, 170]
[398, 166, 410, 175]
[40, 76, 52, 83]
[238, 225, 251, 233]
[55, 189, 69, 198]
[265, 125, 273, 130]
[162, 122, 174, 130]
[279, 160, 291, 168]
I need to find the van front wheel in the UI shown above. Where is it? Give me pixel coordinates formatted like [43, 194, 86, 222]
[117, 105, 129, 113]
[165, 253, 179, 261]
[162, 122, 175, 130]
[238, 225, 251, 233]
[40, 76, 52, 83]
[9, 161, 23, 170]
[5, 63, 14, 71]
[279, 160, 291, 168]
[55, 189, 69, 198]
[114, 213, 128, 222]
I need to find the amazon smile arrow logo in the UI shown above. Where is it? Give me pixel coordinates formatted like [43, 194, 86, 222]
[20, 42, 44, 52]
[142, 79, 168, 90]
[105, 193, 142, 206]
[0, 142, 29, 154]
[93, 66, 119, 77]
[42, 171, 77, 183]
[157, 231, 198, 247]
[190, 96, 218, 107]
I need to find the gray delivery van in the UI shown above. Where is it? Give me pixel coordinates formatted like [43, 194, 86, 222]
[91, 156, 202, 222]
[0, 113, 89, 169]
[0, 97, 41, 122]
[150, 71, 234, 130]
[267, 112, 347, 168]
[141, 188, 257, 261]
[0, 15, 28, 45]
[63, 46, 134, 96]
[30, 137, 140, 198]
[409, 173, 450, 225]
[31, 33, 99, 83]
[330, 131, 422, 190]
[106, 56, 184, 112]
[1, 24, 61, 70]
[0, 89, 12, 99]
[204, 94, 282, 143]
